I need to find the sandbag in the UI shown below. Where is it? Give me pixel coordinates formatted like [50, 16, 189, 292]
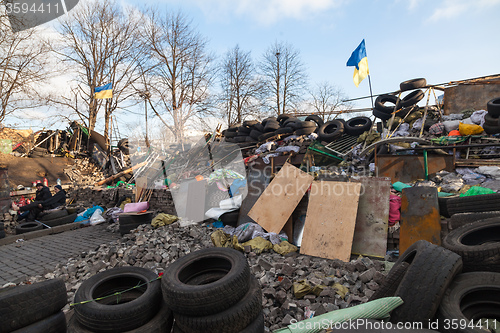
[459, 123, 484, 135]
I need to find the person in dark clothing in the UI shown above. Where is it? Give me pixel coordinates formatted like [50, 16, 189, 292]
[40, 185, 67, 209]
[13, 183, 53, 221]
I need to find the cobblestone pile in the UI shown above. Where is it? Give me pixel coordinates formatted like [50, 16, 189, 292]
[22, 222, 387, 331]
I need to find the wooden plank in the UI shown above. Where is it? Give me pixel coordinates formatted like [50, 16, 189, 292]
[300, 181, 361, 262]
[248, 163, 313, 234]
[351, 177, 391, 258]
[400, 186, 441, 253]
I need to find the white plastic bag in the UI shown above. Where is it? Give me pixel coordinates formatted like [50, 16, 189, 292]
[89, 209, 105, 225]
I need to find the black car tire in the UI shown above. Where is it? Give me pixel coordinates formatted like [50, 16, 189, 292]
[249, 130, 263, 141]
[44, 213, 78, 227]
[274, 127, 294, 135]
[305, 115, 324, 127]
[162, 247, 251, 316]
[436, 272, 500, 333]
[243, 120, 259, 127]
[399, 89, 425, 107]
[74, 267, 162, 333]
[264, 120, 280, 132]
[344, 116, 372, 136]
[174, 277, 261, 333]
[16, 221, 44, 234]
[251, 123, 265, 133]
[12, 311, 67, 333]
[318, 120, 344, 142]
[487, 97, 500, 117]
[294, 127, 316, 136]
[442, 217, 500, 272]
[40, 209, 68, 221]
[372, 108, 393, 121]
[400, 78, 427, 92]
[374, 94, 399, 113]
[483, 123, 500, 135]
[0, 279, 67, 333]
[389, 240, 463, 325]
[68, 303, 173, 333]
[257, 132, 276, 142]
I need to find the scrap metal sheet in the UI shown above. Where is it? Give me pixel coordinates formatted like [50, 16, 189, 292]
[351, 177, 391, 258]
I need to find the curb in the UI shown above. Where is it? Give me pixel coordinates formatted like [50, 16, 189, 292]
[0, 223, 81, 246]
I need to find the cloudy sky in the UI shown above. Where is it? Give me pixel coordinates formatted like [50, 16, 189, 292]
[4, 0, 500, 132]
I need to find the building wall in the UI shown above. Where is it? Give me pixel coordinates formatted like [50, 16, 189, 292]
[444, 83, 500, 114]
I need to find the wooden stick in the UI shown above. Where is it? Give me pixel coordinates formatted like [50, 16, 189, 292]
[94, 161, 148, 186]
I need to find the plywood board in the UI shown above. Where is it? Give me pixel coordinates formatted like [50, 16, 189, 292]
[400, 186, 441, 253]
[351, 177, 391, 258]
[248, 163, 313, 234]
[300, 181, 361, 262]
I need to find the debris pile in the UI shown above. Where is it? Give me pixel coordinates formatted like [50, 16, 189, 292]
[23, 222, 388, 330]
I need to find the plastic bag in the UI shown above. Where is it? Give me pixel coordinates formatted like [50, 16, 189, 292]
[469, 110, 487, 127]
[442, 120, 460, 132]
[460, 186, 496, 197]
[459, 123, 484, 135]
[89, 208, 105, 225]
[477, 166, 500, 179]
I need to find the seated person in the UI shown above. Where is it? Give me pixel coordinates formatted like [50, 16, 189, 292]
[40, 185, 67, 210]
[13, 182, 53, 221]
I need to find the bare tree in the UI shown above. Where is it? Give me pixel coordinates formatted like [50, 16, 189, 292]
[0, 3, 51, 124]
[51, 0, 145, 146]
[218, 45, 265, 126]
[308, 81, 353, 121]
[260, 41, 307, 115]
[140, 9, 215, 143]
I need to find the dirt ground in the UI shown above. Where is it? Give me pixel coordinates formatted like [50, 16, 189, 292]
[0, 155, 74, 188]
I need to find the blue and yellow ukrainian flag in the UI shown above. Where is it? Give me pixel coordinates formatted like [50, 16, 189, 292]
[346, 39, 369, 87]
[94, 83, 113, 99]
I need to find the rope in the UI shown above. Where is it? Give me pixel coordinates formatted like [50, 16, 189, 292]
[70, 273, 163, 308]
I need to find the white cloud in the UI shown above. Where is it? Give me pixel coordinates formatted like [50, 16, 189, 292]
[408, 0, 422, 10]
[429, 0, 500, 21]
[192, 0, 345, 25]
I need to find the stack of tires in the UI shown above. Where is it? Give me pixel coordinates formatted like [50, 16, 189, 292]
[370, 240, 463, 326]
[374, 236, 500, 332]
[16, 209, 78, 234]
[316, 116, 372, 143]
[224, 115, 327, 144]
[372, 78, 427, 125]
[68, 266, 172, 332]
[483, 97, 500, 134]
[40, 208, 78, 227]
[162, 248, 264, 333]
[0, 279, 68, 332]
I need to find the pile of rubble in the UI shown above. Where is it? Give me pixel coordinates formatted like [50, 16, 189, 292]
[64, 158, 106, 186]
[23, 222, 388, 331]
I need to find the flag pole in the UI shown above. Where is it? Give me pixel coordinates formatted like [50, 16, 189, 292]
[367, 74, 374, 109]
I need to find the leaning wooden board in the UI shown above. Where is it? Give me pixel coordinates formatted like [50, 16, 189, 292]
[300, 181, 361, 262]
[248, 163, 313, 234]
